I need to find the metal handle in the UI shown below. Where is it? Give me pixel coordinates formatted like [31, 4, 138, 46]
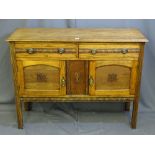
[27, 48, 35, 54]
[61, 77, 66, 87]
[91, 49, 97, 55]
[58, 48, 65, 54]
[89, 76, 94, 87]
[121, 49, 128, 54]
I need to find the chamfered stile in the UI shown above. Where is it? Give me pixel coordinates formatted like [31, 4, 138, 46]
[131, 43, 145, 129]
[9, 42, 23, 129]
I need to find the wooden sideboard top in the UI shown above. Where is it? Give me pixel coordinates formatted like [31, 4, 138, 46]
[7, 28, 148, 42]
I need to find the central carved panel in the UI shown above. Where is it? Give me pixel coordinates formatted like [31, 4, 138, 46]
[96, 65, 130, 90]
[108, 73, 117, 82]
[36, 73, 47, 82]
[67, 61, 88, 95]
[24, 64, 60, 90]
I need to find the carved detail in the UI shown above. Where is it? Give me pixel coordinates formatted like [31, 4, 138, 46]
[79, 48, 140, 53]
[36, 73, 47, 82]
[21, 97, 134, 102]
[16, 48, 76, 53]
[74, 72, 80, 83]
[108, 73, 117, 82]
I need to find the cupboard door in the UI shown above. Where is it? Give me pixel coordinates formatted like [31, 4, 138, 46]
[89, 60, 138, 97]
[17, 60, 66, 97]
[66, 61, 88, 95]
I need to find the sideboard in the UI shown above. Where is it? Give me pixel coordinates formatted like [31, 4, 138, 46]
[7, 28, 148, 129]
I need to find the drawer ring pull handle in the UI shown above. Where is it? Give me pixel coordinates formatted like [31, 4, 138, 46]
[58, 48, 65, 54]
[27, 48, 35, 54]
[91, 49, 97, 55]
[121, 49, 128, 54]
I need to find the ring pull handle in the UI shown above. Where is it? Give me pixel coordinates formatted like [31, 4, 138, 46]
[58, 48, 65, 54]
[27, 48, 35, 54]
[121, 49, 128, 54]
[91, 49, 97, 55]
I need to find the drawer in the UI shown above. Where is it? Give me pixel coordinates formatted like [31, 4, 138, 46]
[79, 43, 140, 60]
[15, 42, 78, 59]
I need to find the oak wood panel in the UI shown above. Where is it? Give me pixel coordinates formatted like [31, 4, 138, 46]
[17, 60, 66, 96]
[95, 60, 133, 68]
[95, 65, 130, 90]
[131, 43, 145, 128]
[16, 53, 77, 59]
[79, 53, 139, 60]
[130, 61, 138, 95]
[89, 60, 137, 96]
[16, 48, 76, 54]
[79, 42, 141, 50]
[9, 42, 23, 129]
[16, 53, 139, 61]
[89, 61, 96, 95]
[66, 61, 88, 95]
[24, 65, 60, 90]
[79, 43, 140, 60]
[7, 28, 148, 129]
[22, 96, 134, 102]
[20, 93, 135, 98]
[15, 42, 78, 58]
[21, 95, 134, 100]
[7, 28, 148, 42]
[15, 42, 77, 48]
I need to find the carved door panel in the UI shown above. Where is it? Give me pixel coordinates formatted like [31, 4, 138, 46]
[66, 61, 88, 95]
[17, 60, 66, 97]
[89, 60, 138, 97]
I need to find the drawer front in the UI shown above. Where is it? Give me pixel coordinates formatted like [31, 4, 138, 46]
[89, 60, 138, 97]
[79, 43, 140, 60]
[17, 60, 66, 97]
[15, 42, 78, 59]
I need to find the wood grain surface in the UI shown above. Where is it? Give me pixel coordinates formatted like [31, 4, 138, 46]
[66, 61, 88, 95]
[7, 28, 148, 42]
[7, 28, 148, 129]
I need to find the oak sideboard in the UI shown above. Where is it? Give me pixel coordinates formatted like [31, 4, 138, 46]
[7, 28, 148, 129]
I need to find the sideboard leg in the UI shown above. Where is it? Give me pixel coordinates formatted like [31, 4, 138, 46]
[16, 97, 23, 129]
[24, 102, 32, 111]
[131, 98, 139, 129]
[130, 44, 145, 129]
[124, 101, 130, 111]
